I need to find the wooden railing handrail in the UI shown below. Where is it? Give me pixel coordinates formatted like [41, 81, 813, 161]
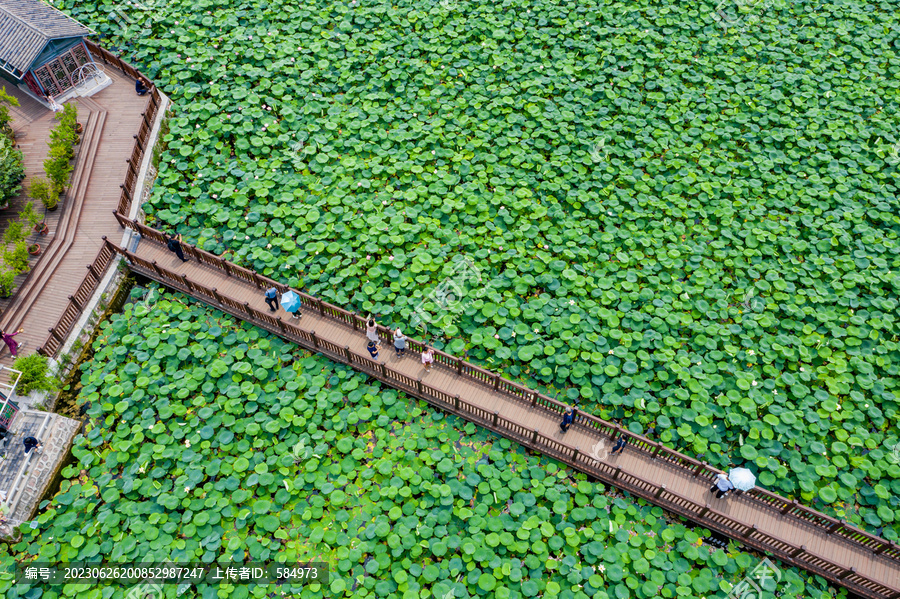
[110, 221, 900, 570]
[106, 237, 900, 599]
[37, 238, 116, 357]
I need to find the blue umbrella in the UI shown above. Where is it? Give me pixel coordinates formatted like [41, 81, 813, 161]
[281, 290, 302, 316]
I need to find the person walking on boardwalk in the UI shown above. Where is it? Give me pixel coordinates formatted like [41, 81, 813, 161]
[422, 348, 435, 371]
[559, 406, 576, 433]
[393, 328, 407, 356]
[610, 436, 627, 456]
[366, 340, 380, 362]
[0, 329, 24, 357]
[366, 316, 379, 344]
[710, 473, 734, 499]
[264, 287, 279, 312]
[166, 233, 189, 263]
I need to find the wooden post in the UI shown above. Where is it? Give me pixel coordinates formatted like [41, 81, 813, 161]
[133, 133, 143, 153]
[151, 260, 164, 278]
[655, 484, 666, 499]
[456, 357, 463, 375]
[311, 331, 319, 348]
[48, 327, 63, 344]
[242, 302, 253, 318]
[222, 259, 232, 277]
[530, 392, 538, 408]
[275, 316, 286, 334]
[651, 442, 662, 458]
[36, 346, 46, 356]
[68, 294, 83, 312]
[252, 272, 264, 289]
[416, 376, 424, 395]
[211, 288, 223, 304]
[743, 524, 756, 538]
[86, 263, 99, 282]
[454, 394, 460, 410]
[693, 462, 704, 477]
[531, 429, 539, 444]
[698, 504, 711, 518]
[839, 567, 855, 580]
[180, 273, 192, 292]
[380, 362, 387, 378]
[317, 299, 325, 315]
[613, 466, 621, 480]
[344, 345, 352, 364]
[790, 545, 806, 558]
[351, 312, 359, 330]
[492, 411, 499, 426]
[572, 446, 580, 461]
[781, 500, 797, 516]
[493, 373, 500, 390]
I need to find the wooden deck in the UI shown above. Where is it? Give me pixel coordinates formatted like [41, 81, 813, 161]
[0, 67, 150, 366]
[103, 221, 900, 599]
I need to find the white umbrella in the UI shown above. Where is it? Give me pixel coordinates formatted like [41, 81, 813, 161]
[729, 467, 756, 491]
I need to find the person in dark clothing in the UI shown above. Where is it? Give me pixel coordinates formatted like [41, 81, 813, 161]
[166, 233, 189, 262]
[366, 340, 380, 361]
[559, 406, 576, 432]
[23, 436, 41, 454]
[135, 77, 150, 96]
[264, 288, 279, 312]
[610, 437, 627, 456]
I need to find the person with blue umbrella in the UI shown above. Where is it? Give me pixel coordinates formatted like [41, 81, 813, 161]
[281, 290, 302, 319]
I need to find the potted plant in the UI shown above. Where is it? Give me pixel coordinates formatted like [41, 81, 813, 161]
[28, 243, 41, 256]
[4, 240, 30, 274]
[20, 200, 43, 233]
[29, 177, 57, 212]
[0, 266, 14, 298]
[2, 218, 25, 245]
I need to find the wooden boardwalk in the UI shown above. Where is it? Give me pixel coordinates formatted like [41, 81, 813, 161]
[0, 67, 150, 367]
[101, 219, 900, 599]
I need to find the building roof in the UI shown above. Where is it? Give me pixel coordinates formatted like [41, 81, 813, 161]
[0, 0, 90, 78]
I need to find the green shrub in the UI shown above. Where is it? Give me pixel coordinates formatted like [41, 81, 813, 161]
[0, 266, 15, 297]
[44, 143, 73, 196]
[2, 218, 25, 245]
[19, 200, 42, 228]
[0, 135, 24, 205]
[12, 353, 57, 396]
[28, 178, 55, 211]
[3, 240, 29, 274]
[0, 86, 18, 137]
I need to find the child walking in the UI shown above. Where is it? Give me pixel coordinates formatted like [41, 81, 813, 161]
[421, 348, 435, 371]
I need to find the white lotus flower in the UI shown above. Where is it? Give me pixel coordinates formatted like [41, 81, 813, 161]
[751, 381, 758, 386]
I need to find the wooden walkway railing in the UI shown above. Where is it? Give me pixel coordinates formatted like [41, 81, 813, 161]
[37, 239, 117, 357]
[102, 217, 900, 599]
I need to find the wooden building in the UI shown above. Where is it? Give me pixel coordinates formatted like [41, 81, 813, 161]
[0, 0, 97, 99]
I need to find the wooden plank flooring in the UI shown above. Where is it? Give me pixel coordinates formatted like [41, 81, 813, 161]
[125, 238, 900, 599]
[0, 69, 149, 366]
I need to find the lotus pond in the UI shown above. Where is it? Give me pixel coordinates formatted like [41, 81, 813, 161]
[63, 0, 900, 538]
[0, 288, 844, 598]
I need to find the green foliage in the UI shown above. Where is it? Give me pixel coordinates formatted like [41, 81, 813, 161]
[52, 0, 900, 538]
[3, 240, 29, 274]
[18, 200, 42, 228]
[2, 218, 25, 245]
[0, 287, 842, 599]
[29, 177, 56, 211]
[12, 353, 57, 395]
[0, 86, 19, 137]
[44, 143, 73, 195]
[43, 103, 77, 196]
[0, 266, 15, 297]
[0, 135, 24, 205]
